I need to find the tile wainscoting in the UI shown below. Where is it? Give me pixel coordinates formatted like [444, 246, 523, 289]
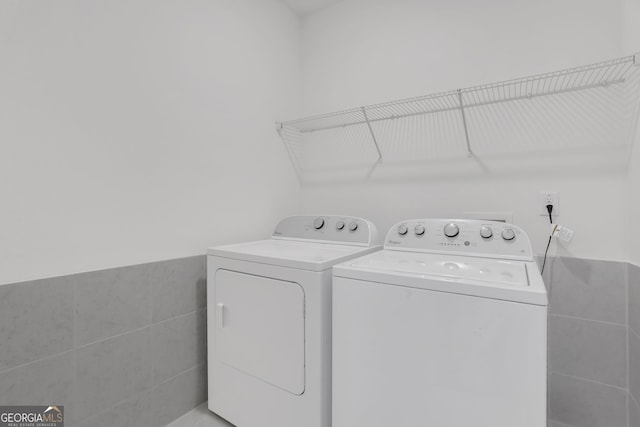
[630, 264, 640, 427]
[0, 255, 638, 427]
[0, 255, 207, 426]
[544, 257, 638, 427]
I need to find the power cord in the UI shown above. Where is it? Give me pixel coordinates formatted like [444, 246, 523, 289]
[541, 204, 556, 274]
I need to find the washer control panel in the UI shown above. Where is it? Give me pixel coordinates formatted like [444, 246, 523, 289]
[272, 215, 378, 246]
[386, 219, 533, 261]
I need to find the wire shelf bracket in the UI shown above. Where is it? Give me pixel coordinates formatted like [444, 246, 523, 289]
[361, 106, 383, 164]
[457, 89, 473, 156]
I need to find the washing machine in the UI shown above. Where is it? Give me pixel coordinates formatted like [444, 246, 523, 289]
[332, 219, 548, 427]
[207, 215, 380, 427]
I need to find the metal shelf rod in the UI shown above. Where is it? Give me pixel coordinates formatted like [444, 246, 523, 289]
[463, 78, 627, 110]
[285, 104, 460, 134]
[281, 77, 627, 134]
[279, 55, 637, 135]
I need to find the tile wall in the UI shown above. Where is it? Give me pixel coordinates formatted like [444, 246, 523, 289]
[0, 255, 638, 427]
[544, 257, 636, 427]
[629, 264, 640, 427]
[0, 255, 207, 426]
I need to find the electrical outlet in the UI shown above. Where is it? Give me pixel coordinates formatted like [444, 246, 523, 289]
[540, 192, 559, 217]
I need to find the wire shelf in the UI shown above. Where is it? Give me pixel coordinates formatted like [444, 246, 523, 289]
[277, 54, 640, 181]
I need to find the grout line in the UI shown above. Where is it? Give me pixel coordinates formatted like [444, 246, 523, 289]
[160, 365, 209, 427]
[71, 349, 78, 427]
[68, 385, 150, 426]
[549, 371, 629, 392]
[74, 324, 151, 351]
[549, 313, 628, 328]
[72, 276, 79, 427]
[628, 390, 640, 427]
[150, 310, 207, 386]
[155, 363, 207, 388]
[73, 275, 78, 351]
[631, 391, 640, 413]
[69, 357, 206, 426]
[147, 264, 153, 332]
[74, 307, 205, 351]
[153, 308, 205, 327]
[547, 420, 576, 427]
[632, 328, 639, 424]
[546, 255, 629, 266]
[0, 348, 75, 376]
[148, 265, 156, 390]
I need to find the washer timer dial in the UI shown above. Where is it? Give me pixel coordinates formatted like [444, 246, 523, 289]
[444, 223, 460, 238]
[502, 228, 516, 241]
[480, 226, 493, 239]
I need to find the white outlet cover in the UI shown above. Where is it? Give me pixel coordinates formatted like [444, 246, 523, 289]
[540, 192, 559, 216]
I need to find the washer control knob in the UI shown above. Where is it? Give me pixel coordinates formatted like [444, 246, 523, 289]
[313, 217, 325, 230]
[444, 223, 460, 238]
[336, 220, 345, 230]
[348, 222, 358, 231]
[397, 224, 408, 236]
[502, 228, 516, 241]
[480, 226, 493, 239]
[414, 224, 425, 236]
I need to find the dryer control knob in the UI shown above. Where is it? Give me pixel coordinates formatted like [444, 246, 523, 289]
[444, 223, 460, 238]
[414, 224, 425, 236]
[397, 224, 409, 236]
[502, 228, 516, 241]
[348, 222, 358, 231]
[480, 226, 493, 239]
[336, 220, 345, 230]
[313, 217, 325, 230]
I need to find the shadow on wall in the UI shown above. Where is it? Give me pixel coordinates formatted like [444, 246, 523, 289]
[296, 144, 631, 186]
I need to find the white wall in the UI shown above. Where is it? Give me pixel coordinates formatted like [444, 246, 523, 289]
[624, 0, 640, 54]
[300, 0, 632, 260]
[0, 0, 301, 285]
[624, 0, 640, 265]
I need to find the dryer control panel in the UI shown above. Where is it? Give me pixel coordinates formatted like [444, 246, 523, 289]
[385, 219, 533, 261]
[272, 215, 379, 247]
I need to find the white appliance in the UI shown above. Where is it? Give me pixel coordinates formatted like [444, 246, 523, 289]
[207, 215, 380, 427]
[332, 219, 548, 427]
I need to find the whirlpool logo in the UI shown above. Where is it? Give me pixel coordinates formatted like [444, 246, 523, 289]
[0, 405, 64, 426]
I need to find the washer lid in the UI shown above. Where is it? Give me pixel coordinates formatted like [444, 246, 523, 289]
[208, 239, 380, 272]
[333, 250, 547, 306]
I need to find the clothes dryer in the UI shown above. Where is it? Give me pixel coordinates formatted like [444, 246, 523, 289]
[207, 215, 380, 427]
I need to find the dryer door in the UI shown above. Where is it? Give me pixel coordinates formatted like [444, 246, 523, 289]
[214, 269, 305, 395]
